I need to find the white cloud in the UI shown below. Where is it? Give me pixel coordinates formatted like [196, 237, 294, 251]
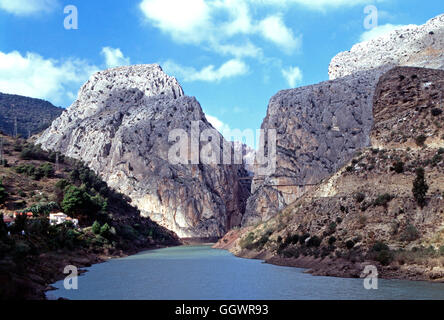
[258, 15, 302, 54]
[282, 66, 303, 88]
[206, 114, 231, 134]
[139, 0, 302, 55]
[0, 50, 98, 105]
[139, 0, 211, 44]
[359, 23, 409, 42]
[101, 47, 131, 68]
[0, 0, 58, 16]
[248, 0, 386, 11]
[163, 59, 249, 82]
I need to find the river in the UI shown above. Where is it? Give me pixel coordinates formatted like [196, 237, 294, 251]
[46, 245, 444, 300]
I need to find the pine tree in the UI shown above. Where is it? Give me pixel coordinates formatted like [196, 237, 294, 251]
[412, 167, 429, 208]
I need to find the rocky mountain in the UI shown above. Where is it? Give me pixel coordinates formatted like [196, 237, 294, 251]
[243, 66, 393, 226]
[216, 66, 444, 282]
[36, 65, 250, 238]
[0, 92, 63, 137]
[244, 13, 444, 227]
[329, 14, 444, 80]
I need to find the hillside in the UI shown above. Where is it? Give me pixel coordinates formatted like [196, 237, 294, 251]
[0, 134, 180, 299]
[0, 92, 63, 137]
[215, 67, 444, 282]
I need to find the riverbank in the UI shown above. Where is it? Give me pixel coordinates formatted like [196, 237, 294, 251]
[213, 229, 444, 283]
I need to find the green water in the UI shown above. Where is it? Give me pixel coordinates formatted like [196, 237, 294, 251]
[47, 245, 444, 300]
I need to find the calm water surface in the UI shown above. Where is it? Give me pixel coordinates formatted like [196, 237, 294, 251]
[47, 245, 444, 300]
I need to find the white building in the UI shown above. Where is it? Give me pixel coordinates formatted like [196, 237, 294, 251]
[49, 213, 79, 227]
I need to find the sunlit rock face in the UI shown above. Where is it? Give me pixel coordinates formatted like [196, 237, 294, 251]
[37, 64, 250, 238]
[244, 13, 444, 227]
[329, 14, 444, 80]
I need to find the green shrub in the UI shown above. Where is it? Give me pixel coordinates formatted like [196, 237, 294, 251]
[285, 234, 299, 245]
[354, 192, 366, 203]
[439, 246, 444, 256]
[415, 135, 427, 147]
[307, 236, 322, 247]
[375, 250, 393, 266]
[391, 161, 404, 174]
[100, 223, 111, 237]
[431, 108, 443, 117]
[400, 224, 419, 242]
[346, 240, 355, 249]
[372, 241, 389, 252]
[61, 185, 106, 217]
[281, 246, 300, 258]
[91, 221, 101, 235]
[0, 180, 7, 204]
[412, 167, 428, 208]
[328, 236, 337, 245]
[373, 194, 393, 207]
[431, 154, 443, 167]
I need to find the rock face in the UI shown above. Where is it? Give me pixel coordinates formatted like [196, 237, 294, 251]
[244, 13, 444, 227]
[36, 65, 249, 238]
[329, 14, 444, 80]
[242, 67, 392, 226]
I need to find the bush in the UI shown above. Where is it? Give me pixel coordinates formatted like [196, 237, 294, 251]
[307, 236, 322, 247]
[375, 250, 394, 266]
[400, 224, 419, 242]
[391, 161, 404, 174]
[0, 180, 7, 204]
[328, 236, 337, 245]
[372, 241, 389, 252]
[354, 192, 365, 203]
[346, 240, 355, 249]
[412, 167, 428, 208]
[373, 194, 393, 207]
[100, 223, 111, 237]
[91, 221, 101, 235]
[285, 234, 299, 245]
[431, 108, 443, 117]
[415, 135, 427, 147]
[281, 246, 300, 258]
[61, 185, 106, 217]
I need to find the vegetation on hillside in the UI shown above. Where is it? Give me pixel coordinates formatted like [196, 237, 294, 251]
[0, 134, 179, 299]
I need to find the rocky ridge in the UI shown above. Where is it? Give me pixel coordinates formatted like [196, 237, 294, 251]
[244, 13, 444, 227]
[37, 64, 249, 238]
[329, 14, 444, 80]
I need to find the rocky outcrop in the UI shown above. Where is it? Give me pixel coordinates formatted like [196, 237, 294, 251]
[242, 67, 392, 226]
[329, 14, 444, 80]
[36, 64, 250, 238]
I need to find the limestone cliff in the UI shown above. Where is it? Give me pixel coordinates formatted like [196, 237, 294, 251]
[329, 14, 444, 80]
[217, 66, 444, 282]
[243, 66, 392, 226]
[36, 65, 249, 238]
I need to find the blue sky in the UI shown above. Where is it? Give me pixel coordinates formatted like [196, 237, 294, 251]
[0, 0, 443, 139]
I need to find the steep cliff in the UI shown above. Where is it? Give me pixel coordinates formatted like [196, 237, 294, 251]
[243, 66, 392, 226]
[36, 64, 249, 238]
[217, 66, 444, 282]
[244, 13, 444, 227]
[329, 14, 444, 80]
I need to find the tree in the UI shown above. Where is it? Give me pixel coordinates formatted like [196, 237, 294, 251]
[100, 223, 111, 237]
[61, 185, 105, 217]
[92, 221, 101, 235]
[412, 167, 428, 208]
[0, 180, 7, 204]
